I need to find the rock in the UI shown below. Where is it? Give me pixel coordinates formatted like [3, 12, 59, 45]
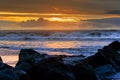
[16, 49, 46, 64]
[0, 56, 13, 70]
[72, 61, 97, 80]
[0, 69, 17, 80]
[0, 56, 29, 80]
[78, 41, 120, 80]
[84, 41, 120, 69]
[84, 49, 110, 68]
[27, 57, 76, 80]
[14, 70, 30, 80]
[0, 69, 31, 80]
[0, 41, 120, 80]
[108, 40, 120, 51]
[0, 57, 3, 62]
[0, 57, 16, 80]
[95, 64, 117, 80]
[15, 49, 48, 72]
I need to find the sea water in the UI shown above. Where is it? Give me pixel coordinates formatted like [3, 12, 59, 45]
[0, 30, 120, 79]
[0, 30, 120, 66]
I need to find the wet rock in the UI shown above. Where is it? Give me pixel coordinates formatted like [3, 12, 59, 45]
[14, 70, 30, 80]
[84, 41, 120, 69]
[72, 61, 97, 80]
[79, 41, 120, 80]
[0, 57, 18, 80]
[16, 49, 46, 64]
[84, 49, 110, 68]
[0, 41, 120, 80]
[15, 49, 48, 72]
[108, 40, 120, 51]
[0, 69, 30, 80]
[95, 64, 117, 80]
[0, 69, 17, 80]
[27, 57, 76, 80]
[63, 55, 85, 66]
[0, 56, 13, 70]
[0, 56, 3, 62]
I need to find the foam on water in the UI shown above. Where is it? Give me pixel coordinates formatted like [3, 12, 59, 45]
[0, 30, 120, 41]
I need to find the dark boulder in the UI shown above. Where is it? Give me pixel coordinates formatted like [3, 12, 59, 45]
[108, 40, 120, 51]
[95, 64, 117, 80]
[0, 41, 120, 80]
[71, 41, 120, 80]
[0, 57, 2, 62]
[0, 69, 17, 80]
[0, 56, 13, 70]
[0, 57, 15, 80]
[14, 70, 31, 80]
[84, 41, 120, 69]
[77, 41, 120, 80]
[15, 49, 48, 72]
[0, 69, 30, 80]
[72, 61, 97, 80]
[27, 57, 76, 80]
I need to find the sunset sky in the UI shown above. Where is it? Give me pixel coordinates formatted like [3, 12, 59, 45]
[0, 0, 120, 30]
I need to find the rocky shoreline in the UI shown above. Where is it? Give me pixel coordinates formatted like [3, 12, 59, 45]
[0, 41, 120, 80]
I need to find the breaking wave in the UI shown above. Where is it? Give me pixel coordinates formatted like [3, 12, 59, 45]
[0, 30, 120, 41]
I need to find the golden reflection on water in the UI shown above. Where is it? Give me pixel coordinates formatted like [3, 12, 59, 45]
[0, 41, 84, 66]
[44, 41, 77, 48]
[1, 56, 18, 67]
[47, 52, 74, 56]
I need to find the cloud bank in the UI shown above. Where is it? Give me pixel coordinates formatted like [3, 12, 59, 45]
[0, 17, 120, 30]
[80, 18, 120, 29]
[0, 18, 120, 30]
[19, 18, 48, 27]
[106, 10, 120, 15]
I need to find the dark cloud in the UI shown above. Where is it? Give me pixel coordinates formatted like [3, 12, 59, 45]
[18, 18, 78, 29]
[79, 21, 115, 29]
[19, 18, 48, 27]
[0, 0, 120, 15]
[0, 20, 17, 26]
[106, 10, 120, 14]
[82, 18, 120, 26]
[80, 18, 120, 29]
[0, 20, 18, 30]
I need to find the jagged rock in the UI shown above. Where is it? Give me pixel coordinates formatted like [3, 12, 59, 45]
[0, 57, 3, 62]
[70, 41, 120, 80]
[0, 57, 22, 80]
[0, 56, 13, 70]
[0, 69, 30, 80]
[15, 49, 48, 72]
[0, 41, 120, 80]
[16, 49, 47, 65]
[95, 64, 117, 80]
[27, 57, 76, 80]
[84, 41, 120, 69]
[0, 69, 17, 80]
[72, 61, 97, 80]
[108, 40, 120, 51]
[78, 41, 120, 80]
[14, 70, 30, 80]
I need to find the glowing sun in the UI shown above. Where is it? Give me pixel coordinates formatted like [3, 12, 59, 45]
[45, 17, 77, 22]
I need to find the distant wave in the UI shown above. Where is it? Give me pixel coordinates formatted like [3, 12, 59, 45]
[0, 30, 120, 41]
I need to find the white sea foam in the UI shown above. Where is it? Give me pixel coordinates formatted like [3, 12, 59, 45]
[0, 30, 119, 41]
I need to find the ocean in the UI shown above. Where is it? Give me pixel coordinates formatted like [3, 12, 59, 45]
[1, 30, 120, 79]
[0, 30, 120, 66]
